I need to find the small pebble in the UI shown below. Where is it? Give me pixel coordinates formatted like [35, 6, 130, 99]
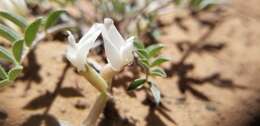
[74, 99, 89, 110]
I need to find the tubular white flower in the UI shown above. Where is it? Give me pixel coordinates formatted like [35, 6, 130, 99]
[66, 24, 103, 71]
[102, 18, 135, 71]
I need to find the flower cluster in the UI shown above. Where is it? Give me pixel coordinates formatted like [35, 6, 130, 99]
[66, 18, 135, 72]
[65, 18, 135, 126]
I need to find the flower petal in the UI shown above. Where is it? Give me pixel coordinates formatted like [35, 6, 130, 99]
[103, 18, 125, 50]
[102, 18, 135, 71]
[77, 24, 103, 70]
[66, 24, 103, 71]
[65, 32, 85, 71]
[66, 31, 76, 47]
[102, 19, 126, 71]
[103, 36, 124, 71]
[78, 23, 103, 47]
[120, 36, 135, 65]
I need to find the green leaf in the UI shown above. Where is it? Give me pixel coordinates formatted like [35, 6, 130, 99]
[0, 65, 7, 79]
[148, 81, 161, 105]
[8, 66, 23, 80]
[151, 57, 169, 67]
[128, 78, 146, 91]
[0, 79, 10, 87]
[25, 18, 42, 47]
[137, 49, 149, 59]
[44, 10, 66, 30]
[0, 24, 21, 42]
[12, 40, 24, 62]
[138, 58, 150, 69]
[150, 67, 167, 78]
[0, 46, 17, 64]
[147, 44, 164, 57]
[0, 11, 28, 30]
[134, 41, 145, 49]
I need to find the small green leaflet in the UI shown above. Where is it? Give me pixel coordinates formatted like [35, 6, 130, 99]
[44, 10, 66, 30]
[139, 58, 150, 69]
[0, 46, 17, 64]
[0, 65, 7, 79]
[134, 41, 145, 49]
[25, 18, 42, 47]
[150, 67, 167, 78]
[128, 78, 146, 91]
[137, 49, 149, 59]
[0, 11, 28, 30]
[149, 81, 161, 105]
[12, 40, 24, 62]
[0, 24, 21, 42]
[151, 57, 169, 67]
[147, 44, 164, 57]
[8, 66, 23, 80]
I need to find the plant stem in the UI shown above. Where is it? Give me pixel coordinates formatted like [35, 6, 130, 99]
[81, 64, 117, 126]
[82, 92, 109, 126]
[80, 64, 108, 94]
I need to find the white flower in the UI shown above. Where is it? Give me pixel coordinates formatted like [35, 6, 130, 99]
[102, 18, 135, 71]
[66, 24, 103, 71]
[0, 0, 28, 16]
[66, 18, 135, 72]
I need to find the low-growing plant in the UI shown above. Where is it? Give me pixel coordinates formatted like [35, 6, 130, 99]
[64, 17, 170, 126]
[0, 0, 227, 126]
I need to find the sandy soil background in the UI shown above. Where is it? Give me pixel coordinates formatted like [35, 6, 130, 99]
[0, 0, 260, 126]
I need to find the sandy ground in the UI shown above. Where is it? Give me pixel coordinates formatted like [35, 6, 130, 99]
[0, 0, 260, 126]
